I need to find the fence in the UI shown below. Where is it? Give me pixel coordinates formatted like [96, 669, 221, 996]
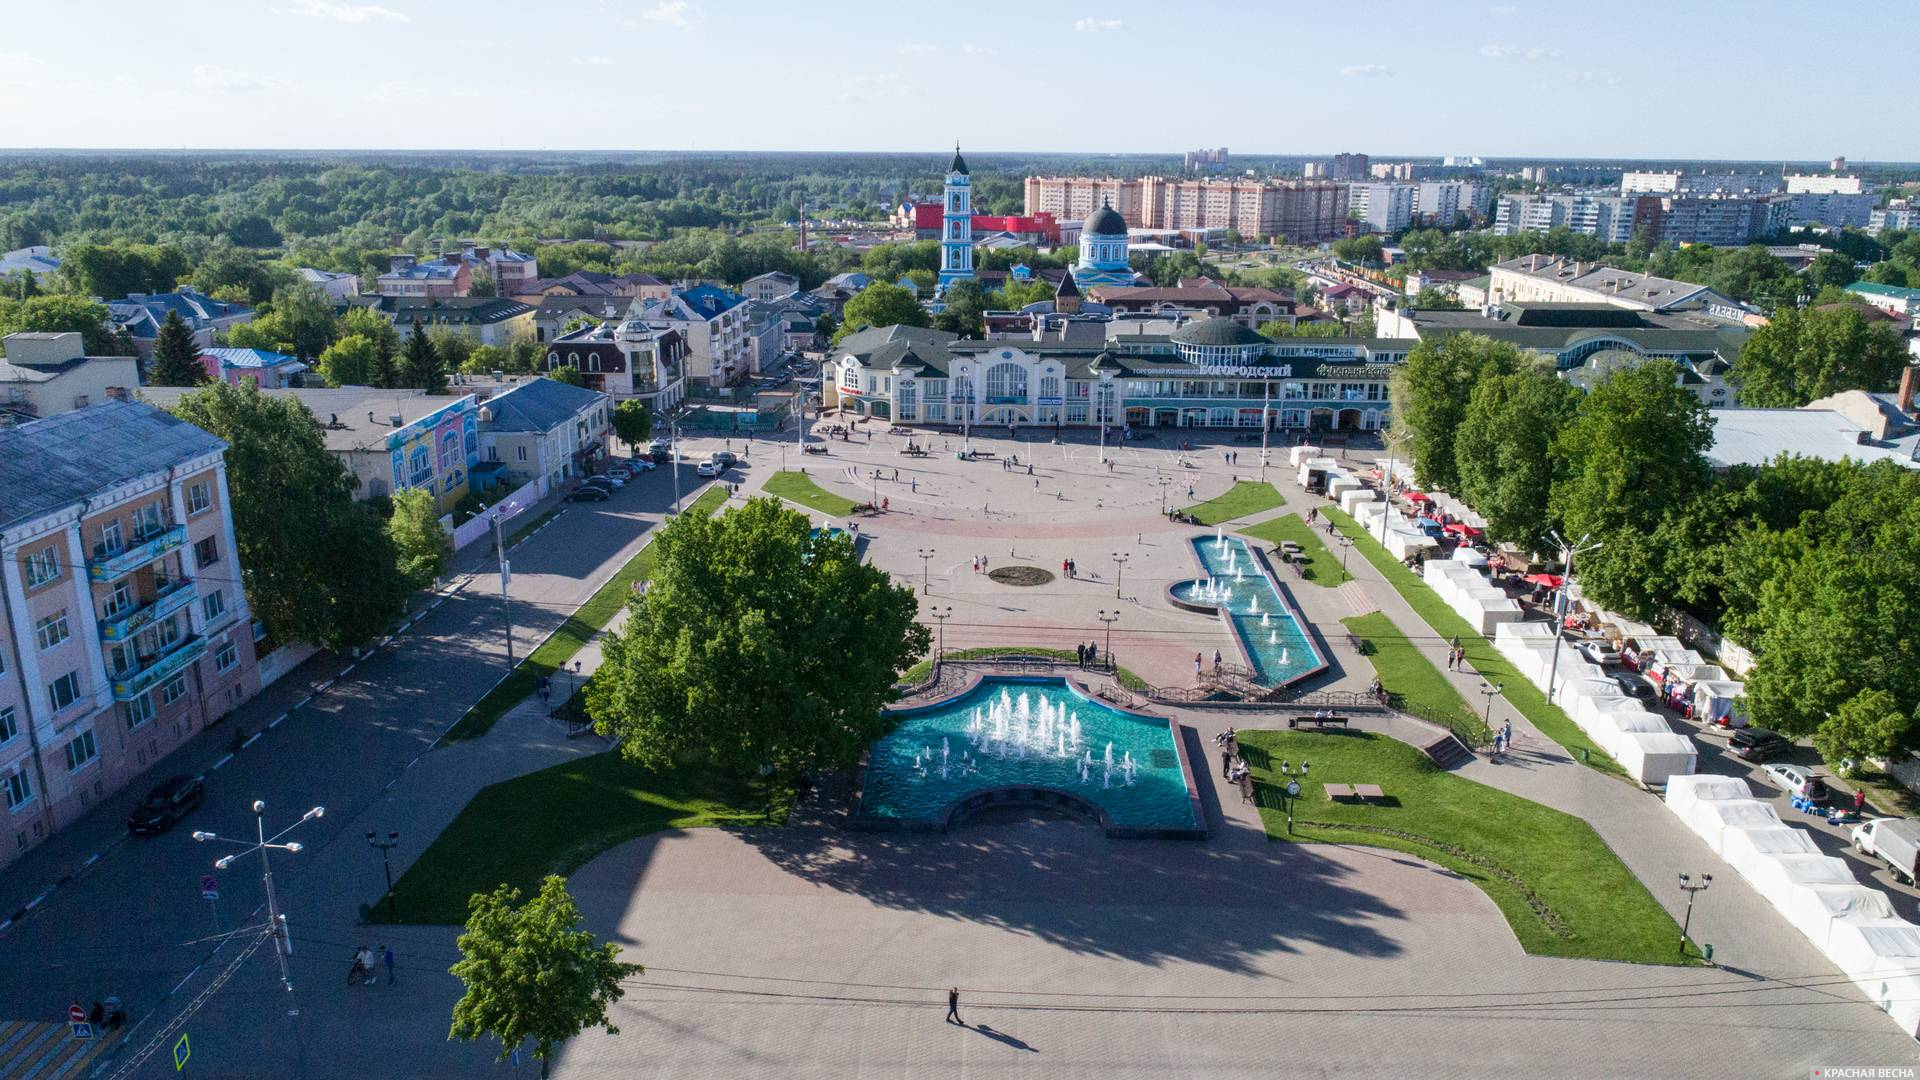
[447, 475, 551, 551]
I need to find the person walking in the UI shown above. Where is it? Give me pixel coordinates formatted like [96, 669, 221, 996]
[1222, 748, 1233, 779]
[382, 944, 396, 985]
[1194, 652, 1203, 679]
[1213, 649, 1224, 673]
[1855, 787, 1869, 815]
[946, 987, 963, 1025]
[1076, 642, 1087, 669]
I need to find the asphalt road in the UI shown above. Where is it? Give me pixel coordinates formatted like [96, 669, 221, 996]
[0, 449, 730, 1033]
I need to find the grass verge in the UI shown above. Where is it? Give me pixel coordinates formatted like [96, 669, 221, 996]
[1238, 513, 1352, 586]
[440, 484, 729, 744]
[1341, 612, 1487, 745]
[1182, 480, 1285, 525]
[1241, 729, 1694, 964]
[373, 750, 786, 924]
[900, 646, 1150, 693]
[1320, 506, 1620, 775]
[764, 469, 860, 516]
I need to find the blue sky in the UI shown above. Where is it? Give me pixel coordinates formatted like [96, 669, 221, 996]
[0, 0, 1905, 160]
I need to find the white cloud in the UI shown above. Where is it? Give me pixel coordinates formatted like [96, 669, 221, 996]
[1339, 63, 1393, 78]
[192, 64, 286, 94]
[1074, 17, 1126, 32]
[838, 72, 909, 103]
[1478, 44, 1509, 57]
[1565, 70, 1594, 83]
[642, 0, 694, 31]
[583, 55, 612, 65]
[286, 0, 408, 23]
[1488, 3, 1519, 14]
[1481, 44, 1560, 61]
[959, 41, 990, 56]
[896, 41, 938, 55]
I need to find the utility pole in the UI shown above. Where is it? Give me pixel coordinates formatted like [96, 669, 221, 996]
[366, 830, 400, 922]
[929, 605, 951, 659]
[1259, 378, 1271, 482]
[918, 548, 935, 593]
[1111, 551, 1130, 599]
[490, 501, 520, 664]
[194, 800, 325, 1013]
[669, 411, 684, 515]
[1678, 872, 1712, 956]
[1480, 681, 1503, 729]
[1096, 609, 1119, 667]
[1543, 530, 1602, 703]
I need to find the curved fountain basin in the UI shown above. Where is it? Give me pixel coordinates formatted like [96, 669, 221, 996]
[1170, 534, 1325, 687]
[852, 676, 1201, 837]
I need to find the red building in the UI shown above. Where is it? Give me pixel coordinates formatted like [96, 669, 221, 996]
[910, 204, 1060, 246]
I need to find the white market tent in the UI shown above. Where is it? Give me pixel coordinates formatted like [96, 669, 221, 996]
[1693, 681, 1749, 727]
[1719, 824, 1822, 879]
[1451, 547, 1489, 567]
[1614, 730, 1697, 785]
[1575, 692, 1647, 729]
[1665, 774, 1753, 817]
[1338, 488, 1377, 514]
[1327, 475, 1362, 499]
[1788, 884, 1897, 951]
[1588, 710, 1673, 757]
[1680, 798, 1784, 854]
[1288, 445, 1323, 467]
[1549, 672, 1614, 707]
[1743, 852, 1858, 908]
[1384, 530, 1438, 561]
[1827, 919, 1920, 1037]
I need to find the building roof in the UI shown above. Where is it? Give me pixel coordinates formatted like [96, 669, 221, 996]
[1, 246, 61, 277]
[0, 400, 225, 531]
[743, 271, 799, 287]
[949, 143, 968, 176]
[1084, 200, 1127, 237]
[385, 297, 533, 326]
[201, 347, 303, 371]
[298, 268, 356, 285]
[535, 294, 635, 320]
[1707, 408, 1920, 470]
[107, 289, 252, 339]
[476, 378, 606, 434]
[1847, 281, 1920, 301]
[674, 283, 746, 319]
[136, 385, 472, 454]
[380, 259, 464, 282]
[1169, 317, 1267, 347]
[837, 324, 959, 377]
[1493, 256, 1723, 313]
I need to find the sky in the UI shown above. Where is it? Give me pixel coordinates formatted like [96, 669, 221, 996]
[0, 0, 1908, 161]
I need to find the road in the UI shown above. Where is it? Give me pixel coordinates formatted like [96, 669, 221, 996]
[0, 445, 734, 1060]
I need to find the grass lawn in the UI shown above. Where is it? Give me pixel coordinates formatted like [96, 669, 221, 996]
[1320, 506, 1620, 776]
[900, 646, 1150, 692]
[1341, 612, 1487, 745]
[1240, 729, 1694, 964]
[764, 469, 859, 516]
[1183, 480, 1284, 525]
[1238, 513, 1352, 586]
[440, 484, 729, 744]
[375, 750, 786, 924]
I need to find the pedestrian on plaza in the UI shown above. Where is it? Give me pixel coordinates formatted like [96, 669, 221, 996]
[946, 987, 963, 1025]
[1222, 748, 1233, 779]
[1188, 483, 1196, 499]
[1034, 477, 1040, 489]
[538, 677, 551, 704]
[981, 556, 989, 571]
[1855, 787, 1869, 815]
[382, 944, 396, 985]
[1502, 721, 1512, 747]
[1307, 507, 1317, 524]
[971, 555, 979, 573]
[1445, 649, 1454, 671]
[1213, 649, 1223, 673]
[911, 478, 918, 493]
[882, 497, 890, 512]
[1194, 652, 1203, 678]
[1027, 462, 1034, 475]
[1223, 451, 1230, 465]
[1063, 558, 1071, 577]
[893, 468, 900, 481]
[1076, 642, 1087, 668]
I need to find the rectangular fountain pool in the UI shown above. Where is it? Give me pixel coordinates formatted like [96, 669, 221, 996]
[853, 676, 1201, 837]
[1171, 534, 1325, 686]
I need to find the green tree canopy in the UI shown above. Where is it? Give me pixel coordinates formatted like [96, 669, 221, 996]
[1332, 235, 1383, 265]
[0, 295, 126, 356]
[1453, 365, 1581, 550]
[1733, 303, 1910, 407]
[929, 279, 987, 338]
[388, 487, 450, 589]
[610, 399, 651, 449]
[831, 282, 929, 344]
[317, 334, 376, 387]
[450, 876, 641, 1080]
[400, 321, 446, 393]
[148, 309, 208, 386]
[1388, 333, 1525, 493]
[587, 497, 929, 778]
[165, 381, 408, 648]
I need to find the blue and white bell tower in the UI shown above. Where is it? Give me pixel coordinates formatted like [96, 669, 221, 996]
[938, 142, 974, 292]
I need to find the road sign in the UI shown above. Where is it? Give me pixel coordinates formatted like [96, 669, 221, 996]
[70, 1022, 93, 1041]
[200, 874, 219, 901]
[174, 1033, 190, 1070]
[68, 1004, 85, 1024]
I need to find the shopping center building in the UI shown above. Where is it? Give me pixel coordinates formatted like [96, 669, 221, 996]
[827, 318, 1411, 432]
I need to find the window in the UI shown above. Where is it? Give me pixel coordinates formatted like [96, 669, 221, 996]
[215, 639, 237, 673]
[48, 672, 80, 712]
[195, 536, 219, 567]
[4, 769, 30, 811]
[35, 611, 70, 651]
[127, 692, 154, 729]
[160, 674, 188, 706]
[202, 590, 226, 622]
[110, 644, 135, 677]
[0, 706, 14, 744]
[187, 481, 212, 515]
[131, 503, 164, 541]
[63, 729, 97, 772]
[408, 447, 432, 485]
[24, 546, 58, 587]
[97, 519, 124, 557]
[486, 446, 499, 462]
[516, 445, 528, 462]
[152, 616, 182, 652]
[104, 580, 133, 619]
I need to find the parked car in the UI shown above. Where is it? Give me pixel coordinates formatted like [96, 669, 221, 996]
[585, 473, 624, 489]
[647, 438, 671, 455]
[1728, 727, 1793, 762]
[1854, 818, 1920, 884]
[626, 456, 657, 471]
[1762, 762, 1831, 801]
[128, 775, 205, 836]
[710, 450, 738, 468]
[606, 464, 634, 481]
[695, 460, 724, 478]
[565, 487, 611, 503]
[1611, 672, 1655, 699]
[1579, 640, 1620, 666]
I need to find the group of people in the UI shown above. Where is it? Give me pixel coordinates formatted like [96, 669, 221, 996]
[1074, 640, 1103, 669]
[1060, 557, 1078, 578]
[1196, 650, 1225, 677]
[70, 997, 125, 1031]
[350, 944, 397, 986]
[1444, 637, 1467, 671]
[1489, 721, 1515, 759]
[1214, 727, 1254, 803]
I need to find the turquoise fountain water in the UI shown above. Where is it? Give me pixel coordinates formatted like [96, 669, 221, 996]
[858, 677, 1196, 830]
[1169, 531, 1323, 686]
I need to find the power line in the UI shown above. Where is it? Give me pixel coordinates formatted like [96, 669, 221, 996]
[106, 924, 272, 1080]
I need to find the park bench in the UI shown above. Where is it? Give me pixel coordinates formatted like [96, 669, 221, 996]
[1288, 713, 1349, 729]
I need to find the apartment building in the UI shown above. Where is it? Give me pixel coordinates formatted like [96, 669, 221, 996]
[1020, 177, 1147, 228]
[1022, 176, 1348, 241]
[0, 333, 141, 424]
[1870, 206, 1920, 235]
[1348, 183, 1416, 234]
[1493, 193, 1644, 244]
[1784, 174, 1866, 195]
[1414, 181, 1492, 225]
[0, 402, 259, 871]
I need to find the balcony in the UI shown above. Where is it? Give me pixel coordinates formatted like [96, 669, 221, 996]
[98, 579, 197, 642]
[88, 525, 186, 583]
[111, 634, 205, 702]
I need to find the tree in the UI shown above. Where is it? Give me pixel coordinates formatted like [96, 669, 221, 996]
[0, 294, 124, 356]
[148, 310, 207, 386]
[1408, 288, 1464, 310]
[388, 487, 450, 588]
[1332, 235, 1383, 265]
[1453, 366, 1580, 550]
[1387, 334, 1525, 493]
[832, 282, 929, 344]
[930, 279, 987, 338]
[1804, 251, 1860, 293]
[426, 326, 477, 374]
[546, 366, 584, 386]
[400, 321, 446, 393]
[610, 399, 651, 450]
[1812, 689, 1913, 774]
[991, 280, 1055, 310]
[317, 334, 376, 387]
[368, 340, 400, 390]
[450, 876, 641, 1080]
[1548, 361, 1713, 616]
[166, 381, 409, 648]
[587, 497, 929, 779]
[468, 267, 497, 298]
[1733, 304, 1909, 407]
[1258, 319, 1344, 340]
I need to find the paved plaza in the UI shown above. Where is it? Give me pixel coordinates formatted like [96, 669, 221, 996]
[69, 421, 1920, 1078]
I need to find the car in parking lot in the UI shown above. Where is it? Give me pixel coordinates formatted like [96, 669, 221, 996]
[606, 464, 634, 481]
[1729, 727, 1793, 762]
[695, 460, 724, 478]
[584, 472, 624, 489]
[1762, 762, 1831, 801]
[1611, 672, 1655, 699]
[710, 450, 738, 468]
[565, 486, 611, 502]
[128, 775, 205, 836]
[625, 456, 657, 471]
[1579, 640, 1620, 666]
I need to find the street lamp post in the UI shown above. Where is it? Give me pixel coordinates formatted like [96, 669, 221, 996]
[1096, 609, 1119, 670]
[668, 411, 685, 515]
[366, 830, 400, 922]
[1111, 551, 1130, 599]
[1543, 530, 1602, 703]
[194, 800, 325, 1011]
[917, 548, 935, 593]
[929, 605, 952, 660]
[1157, 476, 1171, 513]
[1480, 681, 1504, 731]
[489, 500, 521, 664]
[1678, 873, 1713, 956]
[1259, 378, 1271, 482]
[1278, 760, 1310, 835]
[1337, 534, 1354, 578]
[564, 658, 583, 700]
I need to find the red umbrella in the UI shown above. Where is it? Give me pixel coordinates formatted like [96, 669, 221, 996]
[1523, 572, 1564, 588]
[1405, 491, 1432, 503]
[1442, 522, 1483, 537]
